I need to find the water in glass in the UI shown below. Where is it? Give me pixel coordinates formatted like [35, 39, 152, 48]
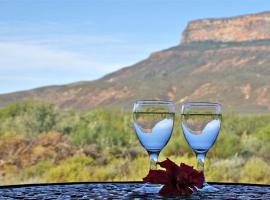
[181, 113, 221, 153]
[133, 112, 174, 152]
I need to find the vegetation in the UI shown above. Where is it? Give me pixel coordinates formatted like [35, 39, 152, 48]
[0, 101, 270, 185]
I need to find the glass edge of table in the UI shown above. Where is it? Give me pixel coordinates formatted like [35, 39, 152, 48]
[0, 181, 269, 189]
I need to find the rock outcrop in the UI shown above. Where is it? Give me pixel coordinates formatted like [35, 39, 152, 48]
[181, 11, 270, 43]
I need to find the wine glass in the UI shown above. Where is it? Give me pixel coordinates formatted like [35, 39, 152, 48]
[180, 102, 221, 192]
[133, 100, 175, 193]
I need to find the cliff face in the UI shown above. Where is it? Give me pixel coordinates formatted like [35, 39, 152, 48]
[181, 11, 270, 43]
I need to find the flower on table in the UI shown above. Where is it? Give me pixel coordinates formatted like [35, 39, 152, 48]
[143, 158, 204, 196]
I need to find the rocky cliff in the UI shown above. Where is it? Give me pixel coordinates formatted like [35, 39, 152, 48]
[181, 11, 270, 43]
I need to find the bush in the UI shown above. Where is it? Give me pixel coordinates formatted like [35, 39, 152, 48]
[211, 133, 241, 158]
[240, 158, 270, 184]
[239, 134, 261, 158]
[121, 156, 149, 181]
[250, 124, 270, 159]
[69, 108, 134, 147]
[0, 101, 57, 136]
[207, 156, 245, 182]
[44, 155, 93, 182]
[23, 160, 54, 180]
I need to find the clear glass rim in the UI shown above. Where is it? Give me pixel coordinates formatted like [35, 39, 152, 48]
[133, 100, 175, 113]
[181, 101, 222, 107]
[134, 99, 174, 105]
[181, 101, 222, 114]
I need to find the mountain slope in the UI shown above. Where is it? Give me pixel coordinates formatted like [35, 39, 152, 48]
[1, 11, 270, 113]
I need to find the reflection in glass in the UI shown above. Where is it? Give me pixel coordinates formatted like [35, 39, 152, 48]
[181, 102, 221, 192]
[133, 100, 175, 192]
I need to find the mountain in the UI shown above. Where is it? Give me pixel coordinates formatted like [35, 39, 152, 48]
[1, 11, 270, 113]
[181, 11, 270, 43]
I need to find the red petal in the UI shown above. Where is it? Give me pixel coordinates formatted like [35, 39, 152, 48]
[178, 186, 193, 195]
[158, 158, 179, 177]
[143, 170, 170, 185]
[190, 171, 204, 188]
[159, 184, 193, 196]
[179, 163, 194, 174]
[178, 163, 204, 188]
[159, 184, 179, 196]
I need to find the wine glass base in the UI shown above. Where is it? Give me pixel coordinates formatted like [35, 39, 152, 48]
[197, 182, 219, 193]
[133, 183, 162, 194]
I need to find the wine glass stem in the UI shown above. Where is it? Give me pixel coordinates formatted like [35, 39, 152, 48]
[196, 152, 205, 173]
[148, 152, 159, 170]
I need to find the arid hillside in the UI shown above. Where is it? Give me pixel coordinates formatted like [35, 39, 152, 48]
[1, 11, 270, 113]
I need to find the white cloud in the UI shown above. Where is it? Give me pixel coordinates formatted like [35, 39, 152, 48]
[0, 42, 109, 71]
[0, 41, 122, 94]
[0, 20, 170, 93]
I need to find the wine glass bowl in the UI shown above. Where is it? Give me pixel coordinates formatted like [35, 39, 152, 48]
[181, 103, 221, 153]
[181, 102, 221, 192]
[133, 100, 175, 169]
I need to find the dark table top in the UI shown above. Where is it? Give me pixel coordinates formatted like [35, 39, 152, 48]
[0, 182, 269, 199]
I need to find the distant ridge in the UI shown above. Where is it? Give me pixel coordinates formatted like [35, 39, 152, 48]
[1, 11, 270, 113]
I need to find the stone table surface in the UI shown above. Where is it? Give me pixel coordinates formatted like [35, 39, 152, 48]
[0, 182, 269, 199]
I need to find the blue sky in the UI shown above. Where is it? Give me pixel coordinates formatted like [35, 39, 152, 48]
[1, 0, 270, 94]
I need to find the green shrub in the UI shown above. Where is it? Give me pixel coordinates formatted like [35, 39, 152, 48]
[122, 156, 149, 181]
[0, 101, 57, 136]
[69, 108, 134, 147]
[70, 118, 104, 146]
[249, 124, 270, 159]
[255, 124, 270, 141]
[91, 158, 129, 181]
[240, 158, 270, 184]
[23, 160, 54, 180]
[211, 133, 241, 158]
[207, 157, 245, 182]
[240, 134, 261, 158]
[44, 155, 93, 182]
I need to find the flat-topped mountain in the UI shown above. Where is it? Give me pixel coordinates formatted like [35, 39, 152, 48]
[1, 11, 270, 113]
[181, 11, 270, 43]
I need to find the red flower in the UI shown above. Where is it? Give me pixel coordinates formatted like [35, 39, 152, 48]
[143, 158, 204, 196]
